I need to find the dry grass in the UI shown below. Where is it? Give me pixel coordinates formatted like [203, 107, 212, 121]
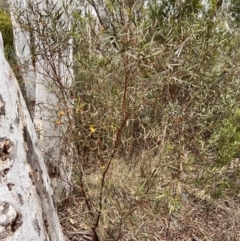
[59, 152, 240, 241]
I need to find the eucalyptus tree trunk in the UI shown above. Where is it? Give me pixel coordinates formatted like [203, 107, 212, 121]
[9, 0, 36, 117]
[0, 32, 64, 241]
[9, 0, 74, 202]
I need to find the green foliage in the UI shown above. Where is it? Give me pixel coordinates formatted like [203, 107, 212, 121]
[147, 0, 203, 19]
[229, 0, 240, 25]
[0, 9, 13, 59]
[211, 110, 240, 165]
[193, 108, 240, 199]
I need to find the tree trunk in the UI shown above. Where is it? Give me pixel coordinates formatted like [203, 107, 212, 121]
[0, 33, 64, 240]
[9, 1, 36, 117]
[9, 0, 74, 202]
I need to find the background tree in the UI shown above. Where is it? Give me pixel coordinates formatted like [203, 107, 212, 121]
[9, 0, 74, 201]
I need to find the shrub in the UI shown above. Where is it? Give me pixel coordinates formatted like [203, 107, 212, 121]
[71, 2, 240, 239]
[211, 110, 240, 165]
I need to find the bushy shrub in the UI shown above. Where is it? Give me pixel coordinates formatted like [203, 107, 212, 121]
[71, 1, 240, 239]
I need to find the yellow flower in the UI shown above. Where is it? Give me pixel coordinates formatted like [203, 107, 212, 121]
[55, 119, 61, 125]
[89, 125, 96, 134]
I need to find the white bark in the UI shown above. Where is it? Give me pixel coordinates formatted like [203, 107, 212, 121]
[9, 0, 74, 201]
[0, 32, 64, 241]
[33, 0, 74, 201]
[9, 0, 36, 116]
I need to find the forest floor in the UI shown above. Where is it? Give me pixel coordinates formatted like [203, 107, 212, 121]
[58, 183, 240, 241]
[57, 154, 240, 241]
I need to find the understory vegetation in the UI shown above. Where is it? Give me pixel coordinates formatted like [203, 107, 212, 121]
[2, 0, 240, 240]
[0, 8, 13, 59]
